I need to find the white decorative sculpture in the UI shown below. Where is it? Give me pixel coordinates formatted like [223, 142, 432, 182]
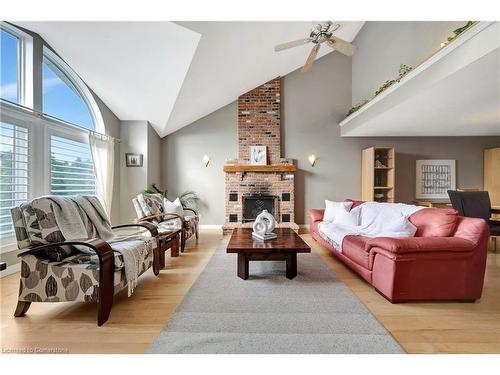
[252, 209, 277, 240]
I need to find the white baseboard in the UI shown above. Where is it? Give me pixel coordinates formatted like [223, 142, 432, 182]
[0, 262, 20, 278]
[199, 224, 223, 230]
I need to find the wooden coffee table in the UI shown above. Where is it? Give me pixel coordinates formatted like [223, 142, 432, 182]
[226, 228, 311, 280]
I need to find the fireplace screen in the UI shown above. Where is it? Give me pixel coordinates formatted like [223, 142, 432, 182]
[242, 195, 278, 223]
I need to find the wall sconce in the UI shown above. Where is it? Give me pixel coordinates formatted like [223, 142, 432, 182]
[308, 154, 317, 167]
[203, 155, 211, 167]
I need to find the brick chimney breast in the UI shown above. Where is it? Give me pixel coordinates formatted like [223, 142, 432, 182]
[223, 77, 297, 234]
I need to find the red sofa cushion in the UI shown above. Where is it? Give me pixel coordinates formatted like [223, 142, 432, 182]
[345, 198, 365, 209]
[409, 208, 458, 237]
[366, 236, 474, 254]
[342, 235, 371, 270]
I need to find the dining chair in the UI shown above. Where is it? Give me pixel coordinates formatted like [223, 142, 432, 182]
[448, 190, 500, 251]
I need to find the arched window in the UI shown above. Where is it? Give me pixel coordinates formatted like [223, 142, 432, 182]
[42, 48, 104, 132]
[0, 28, 19, 103]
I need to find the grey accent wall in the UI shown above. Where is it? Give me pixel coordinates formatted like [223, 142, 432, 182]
[147, 123, 162, 187]
[119, 121, 149, 223]
[352, 21, 465, 105]
[162, 51, 499, 225]
[161, 102, 238, 225]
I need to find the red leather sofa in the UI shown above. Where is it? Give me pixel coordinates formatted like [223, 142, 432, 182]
[308, 199, 489, 302]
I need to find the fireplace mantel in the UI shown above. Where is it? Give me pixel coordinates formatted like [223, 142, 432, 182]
[223, 165, 296, 173]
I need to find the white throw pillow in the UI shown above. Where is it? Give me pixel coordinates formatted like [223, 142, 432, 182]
[381, 215, 417, 237]
[323, 200, 353, 222]
[164, 197, 184, 219]
[332, 205, 360, 226]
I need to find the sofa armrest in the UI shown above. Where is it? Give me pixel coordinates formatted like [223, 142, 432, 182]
[308, 209, 325, 223]
[366, 236, 475, 254]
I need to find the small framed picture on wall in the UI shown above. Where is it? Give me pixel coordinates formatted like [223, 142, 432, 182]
[416, 159, 456, 199]
[126, 153, 143, 167]
[250, 146, 267, 165]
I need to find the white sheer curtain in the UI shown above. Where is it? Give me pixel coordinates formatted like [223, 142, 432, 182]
[89, 133, 115, 216]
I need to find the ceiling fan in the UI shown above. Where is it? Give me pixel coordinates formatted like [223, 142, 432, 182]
[274, 21, 357, 73]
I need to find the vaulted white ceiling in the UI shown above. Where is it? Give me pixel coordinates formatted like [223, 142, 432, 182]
[167, 22, 365, 135]
[15, 21, 364, 137]
[17, 21, 201, 137]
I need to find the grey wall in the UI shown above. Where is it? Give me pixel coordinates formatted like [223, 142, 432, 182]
[119, 121, 149, 223]
[119, 121, 163, 223]
[161, 102, 238, 225]
[162, 50, 499, 225]
[147, 123, 162, 187]
[352, 21, 465, 104]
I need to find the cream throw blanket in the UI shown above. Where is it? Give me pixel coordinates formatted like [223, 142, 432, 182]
[47, 196, 152, 296]
[318, 202, 423, 253]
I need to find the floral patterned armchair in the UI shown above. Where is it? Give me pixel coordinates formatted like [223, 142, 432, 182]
[132, 193, 199, 253]
[10, 195, 162, 326]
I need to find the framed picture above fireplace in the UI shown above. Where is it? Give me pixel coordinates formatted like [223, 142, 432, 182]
[250, 146, 267, 165]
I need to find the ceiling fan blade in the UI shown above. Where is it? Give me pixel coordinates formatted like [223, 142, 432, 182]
[302, 43, 320, 73]
[274, 38, 312, 52]
[326, 36, 357, 56]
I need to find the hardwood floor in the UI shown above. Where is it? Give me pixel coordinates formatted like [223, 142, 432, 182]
[1, 229, 499, 354]
[305, 233, 500, 354]
[0, 230, 223, 354]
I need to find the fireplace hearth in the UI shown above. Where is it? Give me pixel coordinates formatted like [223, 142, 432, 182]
[242, 195, 278, 223]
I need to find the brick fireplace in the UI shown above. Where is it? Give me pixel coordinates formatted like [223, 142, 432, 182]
[222, 77, 298, 234]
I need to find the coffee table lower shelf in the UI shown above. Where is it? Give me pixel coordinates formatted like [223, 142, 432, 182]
[237, 252, 298, 280]
[226, 228, 311, 280]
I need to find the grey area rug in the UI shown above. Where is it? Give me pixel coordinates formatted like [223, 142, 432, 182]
[148, 238, 404, 354]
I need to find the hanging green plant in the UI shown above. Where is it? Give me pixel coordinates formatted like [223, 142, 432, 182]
[398, 64, 413, 78]
[344, 21, 477, 120]
[346, 100, 369, 116]
[345, 63, 414, 117]
[448, 21, 477, 43]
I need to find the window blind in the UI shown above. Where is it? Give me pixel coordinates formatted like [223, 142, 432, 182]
[0, 122, 30, 238]
[50, 135, 96, 196]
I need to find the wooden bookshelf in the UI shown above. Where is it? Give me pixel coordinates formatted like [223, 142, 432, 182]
[361, 147, 395, 203]
[484, 148, 500, 206]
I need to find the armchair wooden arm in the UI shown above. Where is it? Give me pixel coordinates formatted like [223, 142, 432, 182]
[16, 238, 114, 326]
[112, 222, 159, 238]
[140, 212, 184, 228]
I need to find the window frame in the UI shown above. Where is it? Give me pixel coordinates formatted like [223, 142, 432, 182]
[0, 108, 34, 252]
[46, 120, 96, 197]
[0, 22, 33, 108]
[0, 23, 107, 254]
[42, 47, 104, 133]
